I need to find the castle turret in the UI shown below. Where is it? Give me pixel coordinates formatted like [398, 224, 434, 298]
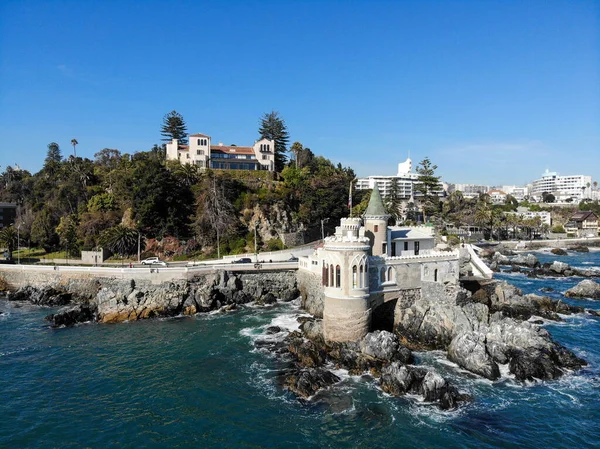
[321, 217, 372, 342]
[363, 184, 390, 256]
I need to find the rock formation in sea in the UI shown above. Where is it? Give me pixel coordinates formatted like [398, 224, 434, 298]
[394, 281, 586, 382]
[565, 279, 600, 299]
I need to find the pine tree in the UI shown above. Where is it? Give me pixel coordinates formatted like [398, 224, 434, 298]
[161, 110, 188, 144]
[385, 178, 402, 224]
[44, 142, 62, 166]
[415, 157, 442, 222]
[258, 111, 289, 172]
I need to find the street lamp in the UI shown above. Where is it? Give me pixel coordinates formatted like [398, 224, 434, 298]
[17, 222, 21, 265]
[254, 223, 258, 263]
[321, 218, 329, 241]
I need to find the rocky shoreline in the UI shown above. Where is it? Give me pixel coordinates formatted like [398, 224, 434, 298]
[1, 263, 593, 409]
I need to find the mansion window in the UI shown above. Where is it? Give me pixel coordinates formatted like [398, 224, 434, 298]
[197, 150, 204, 155]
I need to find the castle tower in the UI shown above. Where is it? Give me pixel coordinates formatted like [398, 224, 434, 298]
[322, 217, 372, 342]
[363, 184, 390, 256]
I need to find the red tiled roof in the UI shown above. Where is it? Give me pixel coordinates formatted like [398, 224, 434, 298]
[178, 145, 189, 151]
[189, 133, 211, 138]
[571, 211, 598, 222]
[210, 145, 255, 155]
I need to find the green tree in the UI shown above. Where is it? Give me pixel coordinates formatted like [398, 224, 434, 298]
[56, 215, 79, 257]
[290, 141, 303, 168]
[132, 156, 193, 239]
[415, 157, 442, 222]
[44, 142, 62, 166]
[258, 111, 289, 172]
[0, 226, 17, 259]
[99, 225, 138, 257]
[30, 207, 60, 252]
[70, 139, 78, 157]
[385, 179, 402, 224]
[161, 110, 188, 144]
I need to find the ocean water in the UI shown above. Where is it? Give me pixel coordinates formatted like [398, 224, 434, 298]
[1, 250, 599, 448]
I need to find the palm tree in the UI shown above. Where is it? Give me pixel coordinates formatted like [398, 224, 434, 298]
[99, 225, 138, 257]
[0, 226, 17, 260]
[71, 139, 78, 157]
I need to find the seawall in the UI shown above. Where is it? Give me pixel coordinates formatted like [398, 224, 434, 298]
[0, 266, 299, 323]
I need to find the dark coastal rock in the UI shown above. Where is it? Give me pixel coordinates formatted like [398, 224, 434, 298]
[284, 368, 341, 398]
[379, 362, 470, 410]
[587, 309, 600, 317]
[511, 253, 540, 268]
[266, 326, 282, 335]
[508, 348, 562, 381]
[508, 343, 585, 382]
[540, 287, 554, 293]
[45, 304, 98, 327]
[551, 248, 568, 256]
[8, 286, 72, 306]
[565, 280, 600, 299]
[447, 331, 500, 380]
[568, 245, 589, 253]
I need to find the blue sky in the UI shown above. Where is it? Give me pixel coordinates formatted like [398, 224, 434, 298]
[0, 0, 598, 186]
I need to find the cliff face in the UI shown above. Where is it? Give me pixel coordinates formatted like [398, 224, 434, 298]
[4, 270, 299, 325]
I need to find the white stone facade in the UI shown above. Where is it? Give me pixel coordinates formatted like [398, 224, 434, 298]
[166, 133, 275, 171]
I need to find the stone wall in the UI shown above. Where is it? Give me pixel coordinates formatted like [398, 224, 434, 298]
[297, 269, 323, 318]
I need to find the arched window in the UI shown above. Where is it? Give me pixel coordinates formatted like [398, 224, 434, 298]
[380, 267, 386, 283]
[330, 264, 334, 287]
[387, 267, 393, 282]
[352, 265, 357, 288]
[336, 265, 341, 287]
[197, 139, 201, 145]
[434, 269, 438, 282]
[267, 144, 270, 151]
[359, 265, 364, 288]
[323, 265, 329, 286]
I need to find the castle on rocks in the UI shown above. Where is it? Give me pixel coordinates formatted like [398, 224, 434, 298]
[298, 185, 488, 342]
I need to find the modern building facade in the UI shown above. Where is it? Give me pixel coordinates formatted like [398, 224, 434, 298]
[166, 133, 276, 171]
[530, 170, 592, 201]
[447, 183, 490, 199]
[355, 157, 442, 199]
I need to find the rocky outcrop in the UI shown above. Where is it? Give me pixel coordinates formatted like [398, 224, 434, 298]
[270, 322, 465, 409]
[8, 271, 299, 326]
[568, 245, 589, 253]
[447, 331, 500, 380]
[551, 248, 568, 256]
[45, 303, 98, 327]
[511, 253, 540, 268]
[565, 280, 600, 299]
[380, 363, 470, 410]
[394, 281, 586, 382]
[8, 286, 72, 306]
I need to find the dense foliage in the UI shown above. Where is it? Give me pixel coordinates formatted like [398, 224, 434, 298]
[1, 131, 355, 259]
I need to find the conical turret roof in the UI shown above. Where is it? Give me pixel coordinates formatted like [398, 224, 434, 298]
[364, 184, 390, 218]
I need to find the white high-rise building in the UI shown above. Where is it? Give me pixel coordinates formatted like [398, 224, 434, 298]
[530, 170, 592, 201]
[355, 157, 441, 199]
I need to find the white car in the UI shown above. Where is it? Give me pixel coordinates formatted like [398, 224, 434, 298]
[141, 257, 167, 266]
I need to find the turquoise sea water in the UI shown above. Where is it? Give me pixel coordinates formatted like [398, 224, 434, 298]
[1, 250, 599, 448]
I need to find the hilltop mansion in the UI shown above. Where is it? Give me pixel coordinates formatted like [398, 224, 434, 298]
[166, 133, 276, 172]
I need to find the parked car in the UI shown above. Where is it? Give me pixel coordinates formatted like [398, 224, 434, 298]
[232, 257, 252, 264]
[141, 257, 167, 266]
[288, 256, 299, 262]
